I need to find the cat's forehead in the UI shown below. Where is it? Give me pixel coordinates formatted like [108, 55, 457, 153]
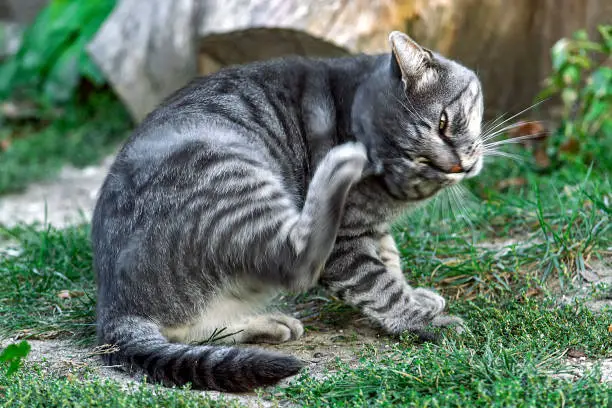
[436, 57, 480, 97]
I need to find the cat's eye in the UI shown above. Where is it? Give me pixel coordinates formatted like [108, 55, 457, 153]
[438, 111, 448, 134]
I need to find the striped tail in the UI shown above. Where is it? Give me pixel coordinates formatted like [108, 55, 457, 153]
[99, 316, 303, 392]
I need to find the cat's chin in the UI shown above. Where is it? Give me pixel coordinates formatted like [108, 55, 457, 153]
[464, 157, 484, 179]
[381, 175, 443, 202]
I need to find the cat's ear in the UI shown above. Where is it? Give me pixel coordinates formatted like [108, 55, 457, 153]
[389, 31, 434, 88]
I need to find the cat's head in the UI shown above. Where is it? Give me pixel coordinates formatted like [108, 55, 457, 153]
[352, 31, 484, 201]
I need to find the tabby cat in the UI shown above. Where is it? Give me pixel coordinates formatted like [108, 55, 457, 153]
[91, 31, 484, 392]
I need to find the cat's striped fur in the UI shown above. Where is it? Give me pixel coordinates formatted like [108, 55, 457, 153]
[91, 31, 484, 392]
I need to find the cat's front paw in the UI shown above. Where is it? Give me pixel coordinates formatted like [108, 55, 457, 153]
[411, 288, 465, 332]
[411, 287, 446, 316]
[430, 314, 466, 334]
[386, 288, 464, 340]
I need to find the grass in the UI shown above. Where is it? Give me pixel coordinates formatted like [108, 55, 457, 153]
[396, 159, 612, 300]
[282, 300, 611, 407]
[0, 137, 611, 406]
[0, 363, 243, 407]
[0, 91, 132, 195]
[0, 223, 96, 342]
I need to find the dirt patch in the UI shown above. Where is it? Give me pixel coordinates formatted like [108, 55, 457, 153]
[553, 355, 612, 383]
[0, 155, 114, 228]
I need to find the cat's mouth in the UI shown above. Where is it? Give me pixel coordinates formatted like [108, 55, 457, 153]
[410, 158, 465, 185]
[411, 155, 482, 183]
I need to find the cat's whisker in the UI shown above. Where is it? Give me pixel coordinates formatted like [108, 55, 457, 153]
[482, 150, 525, 163]
[444, 192, 454, 223]
[482, 120, 544, 142]
[443, 188, 456, 222]
[481, 98, 548, 139]
[481, 112, 508, 136]
[484, 131, 548, 148]
[456, 184, 480, 215]
[450, 185, 475, 224]
[406, 98, 427, 123]
[448, 186, 475, 229]
[446, 186, 461, 221]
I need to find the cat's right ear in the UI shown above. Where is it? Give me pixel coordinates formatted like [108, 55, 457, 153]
[389, 31, 434, 89]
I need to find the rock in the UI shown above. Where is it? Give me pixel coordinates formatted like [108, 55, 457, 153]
[87, 0, 200, 122]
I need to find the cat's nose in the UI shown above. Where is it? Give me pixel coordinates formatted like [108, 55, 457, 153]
[449, 163, 464, 173]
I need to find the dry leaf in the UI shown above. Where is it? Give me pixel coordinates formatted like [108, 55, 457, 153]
[559, 138, 580, 154]
[507, 120, 551, 169]
[0, 139, 10, 151]
[507, 120, 548, 145]
[57, 290, 85, 299]
[608, 324, 612, 333]
[567, 348, 587, 358]
[496, 177, 527, 191]
[533, 146, 551, 168]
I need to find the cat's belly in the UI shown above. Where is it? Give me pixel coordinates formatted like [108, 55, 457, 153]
[160, 285, 278, 344]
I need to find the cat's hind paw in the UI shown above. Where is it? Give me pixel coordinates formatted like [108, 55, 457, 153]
[240, 314, 304, 344]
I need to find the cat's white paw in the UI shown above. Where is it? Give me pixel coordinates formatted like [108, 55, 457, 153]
[327, 142, 369, 184]
[329, 142, 368, 163]
[240, 314, 304, 344]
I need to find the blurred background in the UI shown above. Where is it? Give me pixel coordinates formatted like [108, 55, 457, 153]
[0, 0, 610, 200]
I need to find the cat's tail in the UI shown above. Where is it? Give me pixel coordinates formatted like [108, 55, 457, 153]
[98, 315, 303, 392]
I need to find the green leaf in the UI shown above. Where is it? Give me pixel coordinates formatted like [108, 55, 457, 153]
[551, 38, 570, 72]
[597, 25, 612, 53]
[0, 341, 31, 376]
[587, 67, 612, 98]
[572, 29, 589, 41]
[561, 88, 578, 107]
[562, 65, 581, 86]
[42, 39, 81, 103]
[0, 0, 116, 102]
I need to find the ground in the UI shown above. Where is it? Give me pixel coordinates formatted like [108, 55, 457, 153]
[0, 151, 611, 407]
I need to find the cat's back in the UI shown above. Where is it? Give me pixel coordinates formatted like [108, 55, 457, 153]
[93, 57, 334, 232]
[110, 57, 333, 176]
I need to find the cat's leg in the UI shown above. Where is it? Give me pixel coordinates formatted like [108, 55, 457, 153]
[167, 314, 304, 345]
[321, 232, 463, 339]
[282, 142, 369, 290]
[159, 141, 366, 346]
[378, 234, 403, 276]
[377, 233, 464, 331]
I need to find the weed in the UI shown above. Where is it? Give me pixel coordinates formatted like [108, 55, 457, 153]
[539, 25, 612, 167]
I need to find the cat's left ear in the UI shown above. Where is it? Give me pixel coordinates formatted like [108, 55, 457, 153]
[389, 31, 435, 89]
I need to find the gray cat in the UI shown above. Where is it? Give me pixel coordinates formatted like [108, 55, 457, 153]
[91, 31, 484, 392]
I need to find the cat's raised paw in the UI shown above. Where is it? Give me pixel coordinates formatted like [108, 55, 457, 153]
[327, 142, 369, 183]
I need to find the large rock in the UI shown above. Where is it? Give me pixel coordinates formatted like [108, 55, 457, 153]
[88, 0, 612, 122]
[87, 0, 199, 123]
